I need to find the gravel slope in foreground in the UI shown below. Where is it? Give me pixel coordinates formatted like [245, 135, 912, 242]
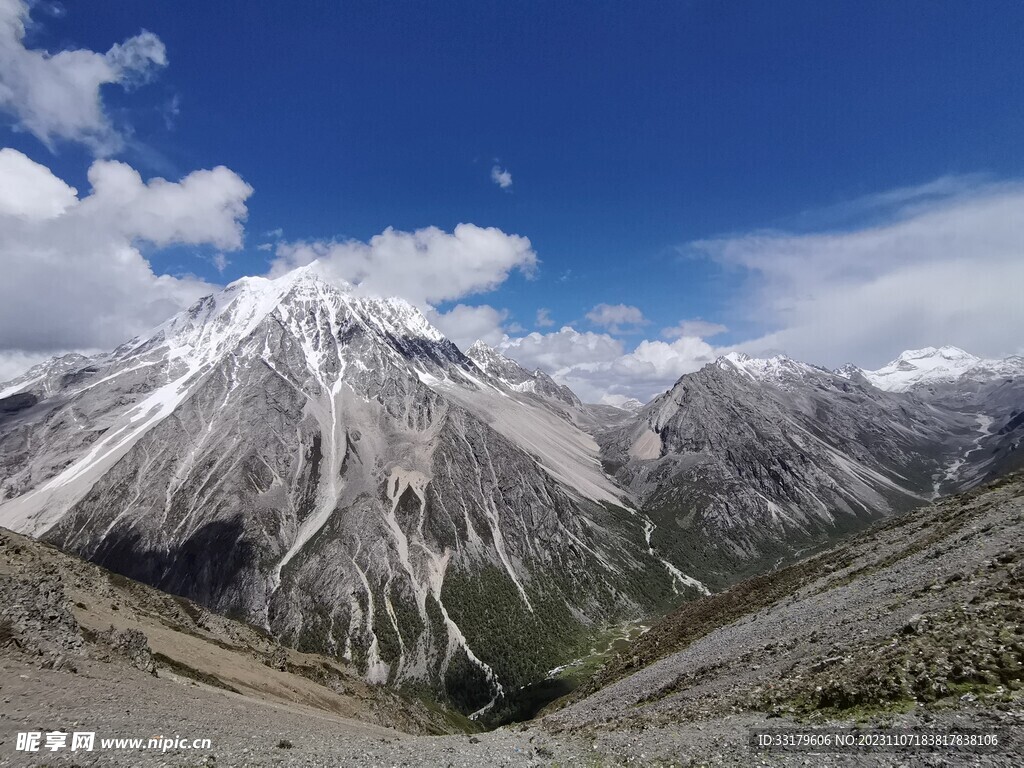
[2, 477, 1023, 766]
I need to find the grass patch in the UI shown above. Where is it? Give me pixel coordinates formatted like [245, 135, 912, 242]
[152, 652, 241, 694]
[171, 595, 206, 626]
[413, 695, 483, 735]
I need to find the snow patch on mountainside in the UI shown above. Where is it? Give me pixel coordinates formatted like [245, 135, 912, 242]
[718, 352, 819, 383]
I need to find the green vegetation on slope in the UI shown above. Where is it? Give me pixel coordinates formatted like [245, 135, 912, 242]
[442, 565, 588, 691]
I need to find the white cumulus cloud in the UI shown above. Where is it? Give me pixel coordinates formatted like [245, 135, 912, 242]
[429, 304, 509, 350]
[495, 325, 727, 404]
[0, 148, 252, 367]
[269, 224, 537, 308]
[498, 327, 624, 374]
[0, 146, 76, 218]
[562, 336, 722, 403]
[0, 0, 167, 155]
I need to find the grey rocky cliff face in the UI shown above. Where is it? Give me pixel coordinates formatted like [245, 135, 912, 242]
[0, 269, 670, 712]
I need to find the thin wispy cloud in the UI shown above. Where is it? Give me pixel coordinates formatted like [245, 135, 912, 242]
[211, 253, 230, 273]
[662, 319, 727, 340]
[692, 178, 1024, 368]
[162, 94, 181, 130]
[585, 303, 648, 334]
[782, 174, 996, 231]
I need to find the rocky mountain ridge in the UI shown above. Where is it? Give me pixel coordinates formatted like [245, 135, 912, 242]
[597, 347, 1021, 589]
[540, 473, 1024, 766]
[465, 341, 581, 409]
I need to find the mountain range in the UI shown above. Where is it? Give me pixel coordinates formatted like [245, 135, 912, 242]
[1, 266, 1020, 714]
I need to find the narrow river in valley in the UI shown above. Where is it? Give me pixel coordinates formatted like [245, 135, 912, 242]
[931, 413, 994, 499]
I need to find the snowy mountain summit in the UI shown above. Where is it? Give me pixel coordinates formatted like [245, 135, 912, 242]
[854, 346, 1024, 392]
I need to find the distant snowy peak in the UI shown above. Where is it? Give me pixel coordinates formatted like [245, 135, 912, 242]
[712, 346, 1023, 394]
[833, 363, 863, 379]
[857, 346, 1023, 392]
[0, 353, 98, 400]
[715, 351, 820, 382]
[600, 395, 645, 412]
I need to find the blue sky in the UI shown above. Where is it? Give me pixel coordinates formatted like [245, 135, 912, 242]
[1, 1, 1022, 401]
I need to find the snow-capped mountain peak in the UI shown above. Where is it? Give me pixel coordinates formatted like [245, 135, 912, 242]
[857, 345, 1020, 392]
[899, 347, 976, 373]
[600, 394, 645, 411]
[833, 363, 863, 379]
[893, 345, 979, 368]
[719, 351, 751, 365]
[465, 339, 504, 370]
[113, 264, 448, 374]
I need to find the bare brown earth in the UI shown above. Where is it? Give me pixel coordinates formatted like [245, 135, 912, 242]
[1, 476, 1023, 766]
